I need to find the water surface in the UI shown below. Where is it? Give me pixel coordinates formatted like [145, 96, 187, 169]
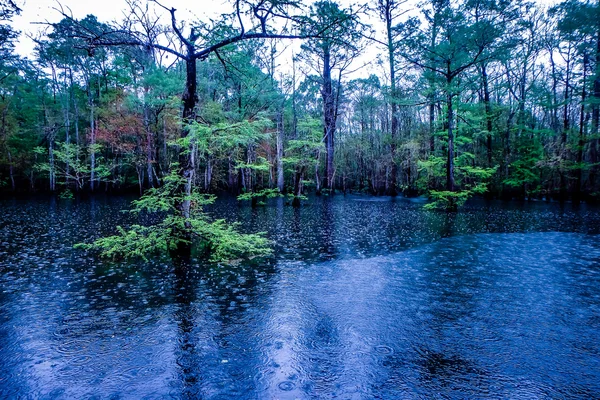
[1, 195, 599, 398]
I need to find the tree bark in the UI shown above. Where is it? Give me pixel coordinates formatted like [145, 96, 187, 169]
[481, 62, 493, 166]
[7, 150, 15, 191]
[64, 69, 71, 186]
[89, 100, 95, 191]
[292, 166, 305, 207]
[575, 54, 588, 202]
[563, 46, 572, 145]
[386, 2, 398, 196]
[174, 50, 198, 256]
[590, 22, 600, 186]
[49, 136, 55, 192]
[276, 107, 285, 192]
[446, 89, 455, 192]
[322, 44, 336, 191]
[144, 90, 154, 189]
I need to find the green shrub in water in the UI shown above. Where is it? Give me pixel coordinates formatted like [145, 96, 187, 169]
[76, 170, 271, 262]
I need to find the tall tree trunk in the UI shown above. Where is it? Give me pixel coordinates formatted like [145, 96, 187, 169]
[89, 100, 95, 191]
[64, 70, 71, 186]
[481, 62, 493, 166]
[575, 53, 588, 203]
[228, 154, 237, 193]
[204, 157, 212, 191]
[550, 50, 560, 134]
[173, 51, 199, 256]
[276, 106, 285, 192]
[446, 89, 455, 192]
[386, 4, 398, 196]
[563, 46, 571, 145]
[144, 90, 154, 189]
[292, 167, 305, 207]
[322, 44, 335, 191]
[560, 46, 573, 199]
[590, 23, 600, 186]
[429, 102, 435, 153]
[7, 150, 15, 191]
[315, 150, 322, 195]
[49, 135, 55, 192]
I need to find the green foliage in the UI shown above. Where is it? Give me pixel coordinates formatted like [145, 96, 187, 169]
[419, 155, 497, 210]
[502, 135, 544, 195]
[417, 155, 446, 191]
[236, 156, 271, 172]
[190, 217, 271, 262]
[34, 143, 111, 189]
[77, 169, 272, 263]
[76, 225, 172, 260]
[2, 0, 600, 207]
[58, 189, 74, 199]
[190, 117, 272, 153]
[286, 193, 308, 202]
[237, 188, 282, 204]
[283, 117, 324, 173]
[424, 190, 470, 210]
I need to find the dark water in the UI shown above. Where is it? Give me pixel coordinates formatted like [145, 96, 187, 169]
[1, 195, 600, 399]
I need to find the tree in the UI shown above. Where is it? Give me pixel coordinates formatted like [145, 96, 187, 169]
[0, 0, 20, 63]
[298, 0, 365, 192]
[56, 0, 344, 258]
[4, 0, 600, 208]
[401, 0, 509, 197]
[374, 0, 409, 195]
[551, 0, 600, 197]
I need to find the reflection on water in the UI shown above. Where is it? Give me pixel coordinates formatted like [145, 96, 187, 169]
[1, 195, 600, 398]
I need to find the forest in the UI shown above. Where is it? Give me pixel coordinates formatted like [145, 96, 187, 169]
[2, 1, 600, 396]
[0, 0, 599, 206]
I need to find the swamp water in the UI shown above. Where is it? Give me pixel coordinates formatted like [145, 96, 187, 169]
[1, 196, 599, 398]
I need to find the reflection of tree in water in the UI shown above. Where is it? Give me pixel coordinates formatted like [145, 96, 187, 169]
[172, 258, 202, 398]
[439, 212, 456, 238]
[411, 235, 494, 394]
[319, 199, 337, 260]
[299, 313, 344, 396]
[414, 347, 486, 393]
[171, 256, 278, 398]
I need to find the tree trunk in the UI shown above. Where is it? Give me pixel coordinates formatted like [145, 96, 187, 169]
[292, 166, 305, 207]
[174, 52, 199, 256]
[73, 81, 80, 188]
[64, 70, 71, 186]
[563, 46, 571, 145]
[322, 44, 335, 191]
[144, 93, 154, 189]
[49, 136, 55, 192]
[276, 107, 285, 192]
[446, 90, 455, 192]
[550, 50, 560, 134]
[7, 150, 15, 191]
[204, 158, 213, 191]
[575, 54, 588, 203]
[137, 166, 143, 196]
[481, 62, 493, 166]
[590, 24, 600, 186]
[386, 6, 398, 196]
[429, 102, 435, 153]
[89, 100, 95, 191]
[315, 149, 322, 195]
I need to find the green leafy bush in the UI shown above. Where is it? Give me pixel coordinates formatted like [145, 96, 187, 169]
[77, 169, 271, 262]
[423, 190, 470, 210]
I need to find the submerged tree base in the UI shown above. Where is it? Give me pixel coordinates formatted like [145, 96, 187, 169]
[76, 170, 271, 263]
[424, 190, 470, 211]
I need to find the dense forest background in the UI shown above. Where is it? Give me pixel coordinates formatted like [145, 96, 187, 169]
[1, 0, 600, 204]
